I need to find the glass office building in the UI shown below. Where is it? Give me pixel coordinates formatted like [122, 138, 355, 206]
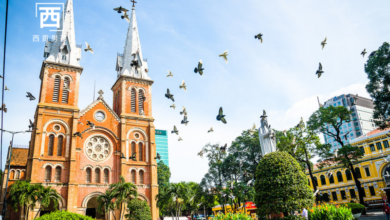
[155, 129, 169, 166]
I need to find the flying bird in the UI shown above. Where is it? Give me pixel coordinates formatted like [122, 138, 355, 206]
[113, 6, 128, 13]
[26, 92, 36, 101]
[316, 62, 324, 78]
[321, 37, 327, 50]
[170, 104, 176, 110]
[361, 48, 367, 57]
[63, 83, 71, 92]
[154, 153, 161, 160]
[167, 71, 173, 77]
[5, 86, 10, 91]
[219, 50, 228, 64]
[86, 121, 95, 129]
[178, 137, 183, 141]
[179, 80, 187, 92]
[129, 153, 137, 161]
[171, 125, 179, 135]
[181, 115, 189, 126]
[29, 119, 37, 130]
[84, 42, 94, 54]
[216, 107, 227, 124]
[220, 144, 227, 153]
[165, 89, 175, 102]
[198, 150, 204, 158]
[208, 127, 214, 133]
[254, 33, 263, 43]
[73, 132, 82, 139]
[180, 106, 187, 115]
[0, 104, 6, 113]
[121, 11, 130, 23]
[194, 60, 204, 76]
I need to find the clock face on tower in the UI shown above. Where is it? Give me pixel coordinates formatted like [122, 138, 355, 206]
[95, 111, 105, 122]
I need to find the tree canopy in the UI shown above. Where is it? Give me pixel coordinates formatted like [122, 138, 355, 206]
[126, 199, 152, 220]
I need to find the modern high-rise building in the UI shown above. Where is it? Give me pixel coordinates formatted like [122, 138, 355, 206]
[321, 94, 377, 152]
[155, 130, 169, 167]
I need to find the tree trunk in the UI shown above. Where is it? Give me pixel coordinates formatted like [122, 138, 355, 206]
[349, 162, 366, 214]
[112, 210, 117, 220]
[34, 208, 41, 219]
[305, 149, 318, 193]
[171, 211, 174, 220]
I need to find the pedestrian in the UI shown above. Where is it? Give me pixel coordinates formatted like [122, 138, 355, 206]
[302, 207, 308, 220]
[383, 203, 390, 220]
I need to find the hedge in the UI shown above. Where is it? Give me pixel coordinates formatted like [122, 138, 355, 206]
[35, 211, 97, 220]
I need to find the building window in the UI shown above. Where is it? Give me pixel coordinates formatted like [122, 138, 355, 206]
[104, 169, 109, 183]
[131, 142, 136, 158]
[138, 90, 144, 114]
[329, 175, 335, 184]
[15, 170, 20, 180]
[355, 167, 362, 179]
[341, 190, 347, 200]
[369, 186, 375, 196]
[61, 77, 70, 104]
[131, 170, 136, 183]
[45, 166, 52, 182]
[359, 147, 365, 155]
[376, 142, 383, 151]
[138, 143, 143, 161]
[52, 76, 61, 102]
[332, 192, 338, 201]
[313, 177, 318, 187]
[337, 171, 343, 182]
[131, 89, 136, 113]
[364, 167, 371, 177]
[320, 175, 326, 185]
[48, 134, 54, 156]
[350, 189, 356, 198]
[95, 169, 100, 183]
[10, 170, 15, 179]
[360, 188, 366, 197]
[346, 170, 353, 181]
[384, 140, 390, 149]
[55, 167, 61, 182]
[57, 135, 63, 156]
[86, 168, 91, 183]
[139, 170, 144, 184]
[370, 144, 376, 152]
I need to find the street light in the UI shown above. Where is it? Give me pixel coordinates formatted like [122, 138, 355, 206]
[1, 129, 32, 219]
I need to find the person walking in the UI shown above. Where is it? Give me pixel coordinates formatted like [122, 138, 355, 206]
[383, 203, 390, 220]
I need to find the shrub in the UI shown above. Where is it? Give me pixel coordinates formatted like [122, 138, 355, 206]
[212, 213, 252, 220]
[308, 203, 353, 220]
[258, 216, 306, 220]
[125, 199, 152, 220]
[254, 152, 314, 217]
[36, 211, 96, 220]
[342, 203, 365, 214]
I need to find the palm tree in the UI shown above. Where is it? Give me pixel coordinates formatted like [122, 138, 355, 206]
[7, 181, 38, 220]
[155, 186, 176, 220]
[97, 190, 117, 220]
[33, 184, 61, 219]
[110, 176, 138, 220]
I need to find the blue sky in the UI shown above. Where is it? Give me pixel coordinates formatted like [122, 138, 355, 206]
[0, 0, 389, 183]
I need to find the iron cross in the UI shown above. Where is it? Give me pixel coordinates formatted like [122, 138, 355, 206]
[131, 0, 137, 7]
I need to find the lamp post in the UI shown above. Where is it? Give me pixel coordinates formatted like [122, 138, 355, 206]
[1, 129, 32, 219]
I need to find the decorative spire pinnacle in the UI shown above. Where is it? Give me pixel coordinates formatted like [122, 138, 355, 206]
[131, 0, 137, 8]
[115, 5, 151, 80]
[98, 90, 104, 100]
[43, 0, 81, 66]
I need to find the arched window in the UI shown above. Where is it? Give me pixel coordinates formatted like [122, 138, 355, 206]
[95, 169, 100, 183]
[10, 170, 15, 179]
[61, 77, 70, 104]
[320, 175, 326, 185]
[15, 170, 20, 180]
[346, 170, 353, 181]
[57, 135, 63, 156]
[131, 170, 136, 183]
[131, 89, 136, 113]
[313, 177, 318, 187]
[86, 168, 92, 183]
[355, 167, 362, 179]
[48, 134, 54, 156]
[337, 171, 343, 182]
[131, 142, 136, 158]
[52, 76, 61, 102]
[138, 143, 143, 161]
[329, 175, 335, 184]
[139, 170, 144, 184]
[55, 167, 61, 182]
[104, 169, 109, 183]
[139, 90, 144, 114]
[45, 166, 52, 182]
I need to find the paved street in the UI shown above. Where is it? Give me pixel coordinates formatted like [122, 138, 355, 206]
[360, 210, 388, 220]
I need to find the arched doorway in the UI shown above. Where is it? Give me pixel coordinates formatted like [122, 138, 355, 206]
[86, 197, 105, 220]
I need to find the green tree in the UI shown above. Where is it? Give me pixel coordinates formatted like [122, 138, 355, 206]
[364, 42, 390, 130]
[155, 185, 176, 219]
[7, 180, 37, 220]
[157, 161, 171, 189]
[254, 152, 313, 217]
[33, 185, 61, 219]
[125, 199, 152, 220]
[110, 176, 138, 220]
[97, 189, 117, 220]
[308, 105, 365, 209]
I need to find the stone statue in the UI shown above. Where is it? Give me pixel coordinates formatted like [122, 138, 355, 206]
[259, 110, 277, 156]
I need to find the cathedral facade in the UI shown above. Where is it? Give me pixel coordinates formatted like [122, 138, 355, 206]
[0, 0, 158, 219]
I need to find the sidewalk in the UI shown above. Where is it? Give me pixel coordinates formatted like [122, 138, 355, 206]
[360, 209, 388, 220]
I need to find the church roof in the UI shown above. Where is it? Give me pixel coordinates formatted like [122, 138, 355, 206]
[10, 148, 29, 167]
[116, 7, 151, 80]
[79, 92, 120, 122]
[44, 0, 81, 66]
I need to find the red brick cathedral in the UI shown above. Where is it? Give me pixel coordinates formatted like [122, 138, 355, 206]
[0, 0, 158, 219]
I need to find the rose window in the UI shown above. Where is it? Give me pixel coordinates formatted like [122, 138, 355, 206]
[85, 136, 111, 162]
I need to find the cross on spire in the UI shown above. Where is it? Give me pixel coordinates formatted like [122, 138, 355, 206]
[131, 0, 137, 8]
[98, 90, 104, 99]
